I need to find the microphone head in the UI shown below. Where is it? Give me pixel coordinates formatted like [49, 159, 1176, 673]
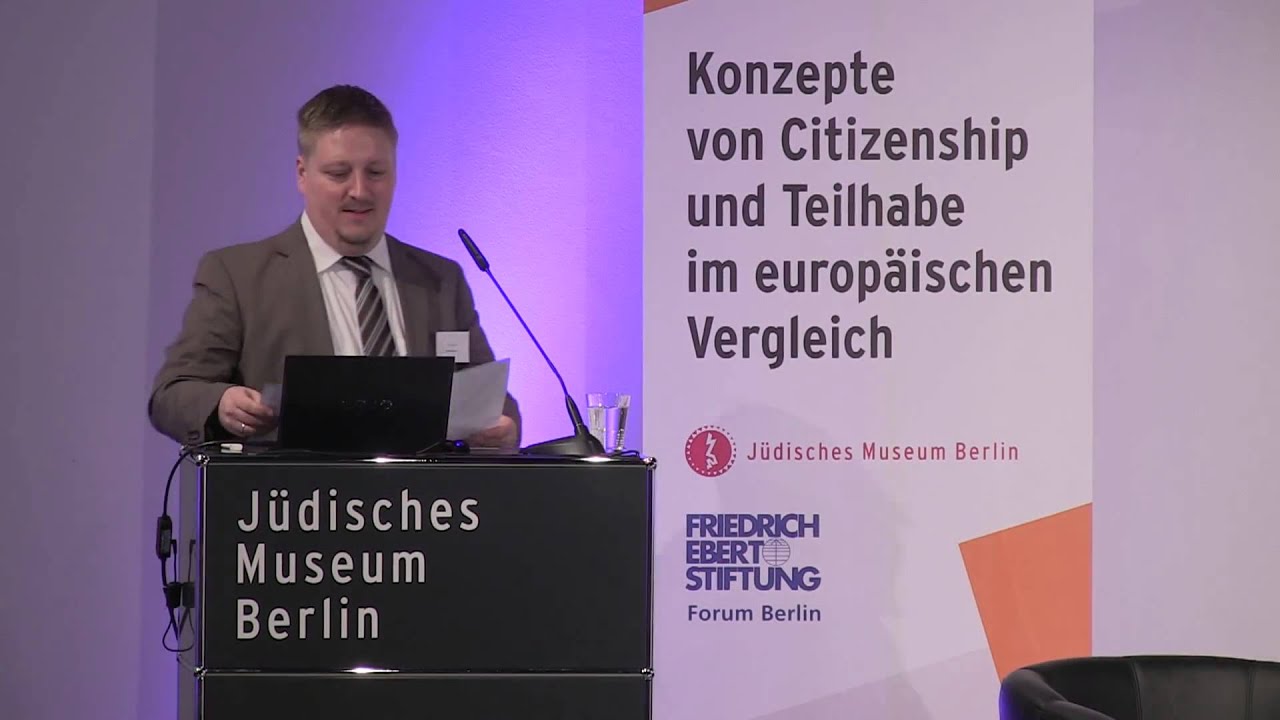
[457, 228, 490, 271]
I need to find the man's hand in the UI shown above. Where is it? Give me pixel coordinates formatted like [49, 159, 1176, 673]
[218, 386, 277, 437]
[466, 415, 519, 450]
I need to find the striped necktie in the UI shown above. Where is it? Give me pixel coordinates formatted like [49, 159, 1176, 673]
[340, 256, 396, 357]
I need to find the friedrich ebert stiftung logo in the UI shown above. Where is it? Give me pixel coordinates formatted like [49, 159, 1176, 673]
[683, 511, 823, 624]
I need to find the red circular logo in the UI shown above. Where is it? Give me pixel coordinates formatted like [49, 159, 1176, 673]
[685, 426, 735, 477]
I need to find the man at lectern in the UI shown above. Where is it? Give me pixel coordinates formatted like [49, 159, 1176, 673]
[147, 84, 520, 449]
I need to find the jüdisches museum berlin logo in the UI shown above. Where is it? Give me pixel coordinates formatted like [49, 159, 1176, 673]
[685, 425, 735, 476]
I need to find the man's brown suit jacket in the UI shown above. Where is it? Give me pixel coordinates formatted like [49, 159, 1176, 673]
[148, 221, 520, 445]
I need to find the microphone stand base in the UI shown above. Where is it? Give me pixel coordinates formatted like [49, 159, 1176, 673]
[520, 432, 605, 458]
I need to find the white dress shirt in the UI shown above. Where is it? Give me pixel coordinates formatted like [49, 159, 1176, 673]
[300, 212, 409, 356]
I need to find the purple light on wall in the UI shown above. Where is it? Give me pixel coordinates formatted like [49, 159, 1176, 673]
[144, 2, 640, 716]
[370, 1, 643, 450]
[150, 1, 641, 457]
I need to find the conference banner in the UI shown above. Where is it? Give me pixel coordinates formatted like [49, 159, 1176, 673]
[643, 1, 1093, 718]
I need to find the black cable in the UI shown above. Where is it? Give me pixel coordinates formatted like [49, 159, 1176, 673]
[156, 439, 261, 655]
[161, 540, 198, 653]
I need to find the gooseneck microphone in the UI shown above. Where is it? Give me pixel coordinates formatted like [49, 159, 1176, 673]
[457, 228, 604, 457]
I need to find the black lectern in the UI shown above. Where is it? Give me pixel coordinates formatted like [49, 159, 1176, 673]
[174, 449, 655, 719]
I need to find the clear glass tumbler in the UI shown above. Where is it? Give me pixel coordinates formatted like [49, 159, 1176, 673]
[586, 392, 631, 453]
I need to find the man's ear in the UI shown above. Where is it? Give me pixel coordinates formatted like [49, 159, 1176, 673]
[295, 155, 305, 191]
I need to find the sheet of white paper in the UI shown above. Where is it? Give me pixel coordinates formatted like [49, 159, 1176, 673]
[447, 359, 509, 439]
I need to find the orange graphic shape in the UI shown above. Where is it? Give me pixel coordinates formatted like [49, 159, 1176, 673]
[645, 0, 689, 12]
[959, 503, 1091, 680]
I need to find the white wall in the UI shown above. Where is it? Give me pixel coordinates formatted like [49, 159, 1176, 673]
[0, 0, 158, 718]
[1093, 0, 1280, 658]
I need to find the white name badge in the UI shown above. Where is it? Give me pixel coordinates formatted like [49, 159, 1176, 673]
[436, 331, 471, 364]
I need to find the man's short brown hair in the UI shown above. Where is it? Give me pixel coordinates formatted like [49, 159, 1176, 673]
[296, 84, 398, 156]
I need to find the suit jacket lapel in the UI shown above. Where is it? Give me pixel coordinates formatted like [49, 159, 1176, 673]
[387, 238, 439, 357]
[270, 223, 333, 355]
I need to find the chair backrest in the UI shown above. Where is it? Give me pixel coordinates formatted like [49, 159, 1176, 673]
[1000, 655, 1280, 720]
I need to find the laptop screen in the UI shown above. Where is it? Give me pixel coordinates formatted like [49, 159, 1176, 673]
[276, 355, 455, 455]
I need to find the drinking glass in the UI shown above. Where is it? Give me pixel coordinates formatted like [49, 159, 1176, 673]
[586, 392, 631, 453]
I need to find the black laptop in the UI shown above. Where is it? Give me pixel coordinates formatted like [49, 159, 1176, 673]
[276, 355, 455, 456]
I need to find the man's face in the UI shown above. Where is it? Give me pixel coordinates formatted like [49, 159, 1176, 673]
[297, 125, 396, 253]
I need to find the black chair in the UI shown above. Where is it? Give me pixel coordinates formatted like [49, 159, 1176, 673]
[999, 655, 1280, 719]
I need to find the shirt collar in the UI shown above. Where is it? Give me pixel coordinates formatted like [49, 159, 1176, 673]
[300, 211, 393, 274]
